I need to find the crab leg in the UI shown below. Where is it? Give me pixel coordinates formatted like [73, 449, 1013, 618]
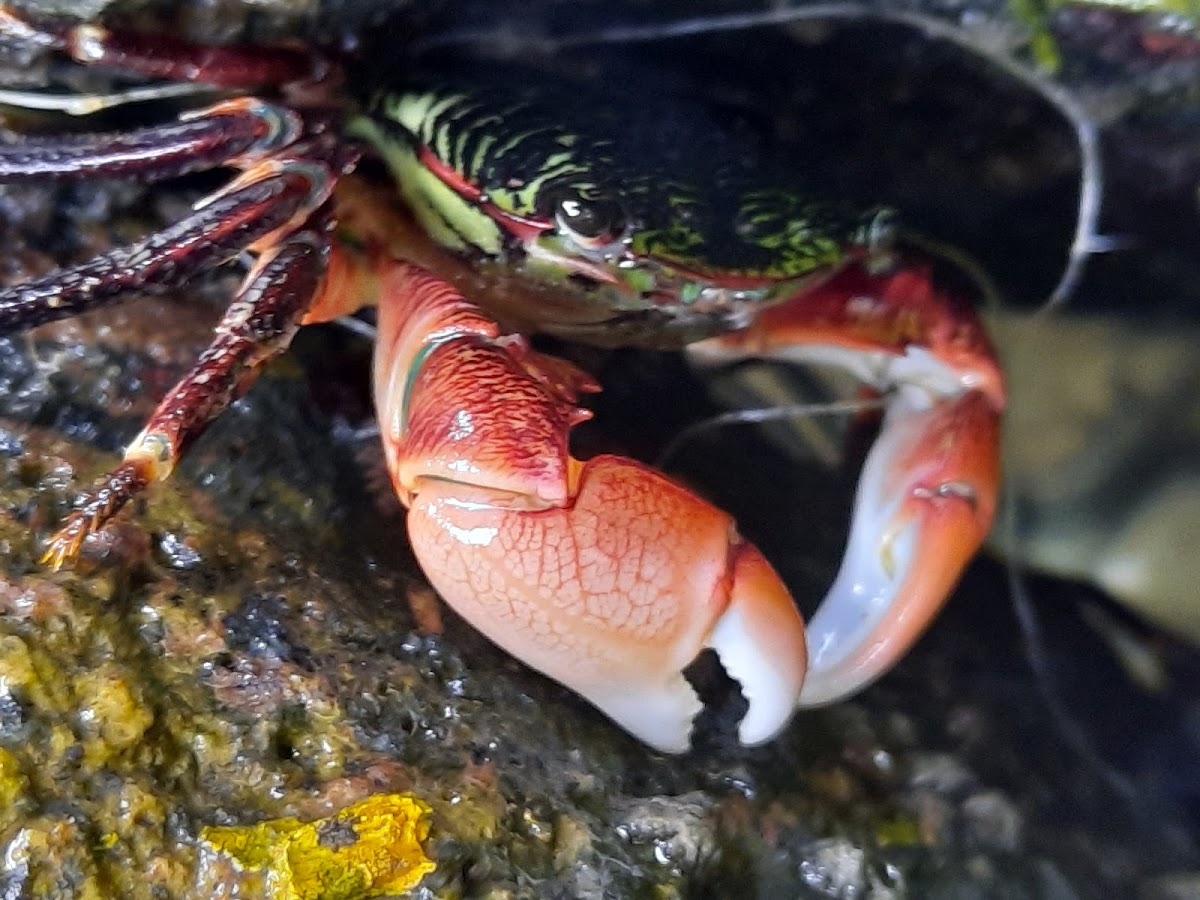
[42, 223, 332, 567]
[0, 148, 339, 335]
[689, 262, 1004, 707]
[0, 7, 323, 89]
[0, 99, 303, 183]
[305, 256, 809, 752]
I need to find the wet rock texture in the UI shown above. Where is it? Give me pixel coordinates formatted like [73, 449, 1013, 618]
[0, 0, 1196, 897]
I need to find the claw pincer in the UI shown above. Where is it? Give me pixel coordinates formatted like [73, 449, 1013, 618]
[692, 263, 1004, 709]
[374, 263, 808, 752]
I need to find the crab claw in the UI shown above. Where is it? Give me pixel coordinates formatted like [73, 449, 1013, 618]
[797, 387, 999, 705]
[406, 459, 807, 752]
[691, 261, 1004, 706]
[371, 262, 807, 752]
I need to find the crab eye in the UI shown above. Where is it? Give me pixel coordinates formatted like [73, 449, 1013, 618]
[553, 194, 628, 249]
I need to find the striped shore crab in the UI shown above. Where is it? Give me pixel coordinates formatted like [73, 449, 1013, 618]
[0, 6, 1002, 753]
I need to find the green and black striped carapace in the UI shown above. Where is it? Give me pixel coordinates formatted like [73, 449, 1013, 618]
[350, 63, 895, 340]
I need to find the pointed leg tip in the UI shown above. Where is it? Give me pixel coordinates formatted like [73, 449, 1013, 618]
[39, 540, 71, 571]
[40, 514, 92, 570]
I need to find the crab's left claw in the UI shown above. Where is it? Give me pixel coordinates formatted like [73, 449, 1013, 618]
[363, 261, 808, 752]
[405, 458, 808, 752]
[692, 262, 1004, 706]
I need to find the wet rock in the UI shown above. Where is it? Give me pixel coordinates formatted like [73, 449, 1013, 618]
[907, 752, 979, 795]
[797, 838, 871, 897]
[223, 591, 315, 668]
[962, 790, 1024, 854]
[613, 793, 717, 870]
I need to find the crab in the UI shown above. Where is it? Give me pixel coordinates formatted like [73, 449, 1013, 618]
[0, 6, 1002, 753]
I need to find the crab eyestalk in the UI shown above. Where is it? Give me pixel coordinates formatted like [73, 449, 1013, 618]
[366, 261, 809, 752]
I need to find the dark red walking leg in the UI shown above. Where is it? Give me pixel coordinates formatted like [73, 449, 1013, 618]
[43, 222, 334, 566]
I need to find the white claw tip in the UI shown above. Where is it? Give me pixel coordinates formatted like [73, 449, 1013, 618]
[709, 604, 805, 747]
[584, 676, 703, 754]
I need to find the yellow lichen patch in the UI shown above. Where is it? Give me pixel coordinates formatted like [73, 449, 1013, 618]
[201, 794, 435, 900]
